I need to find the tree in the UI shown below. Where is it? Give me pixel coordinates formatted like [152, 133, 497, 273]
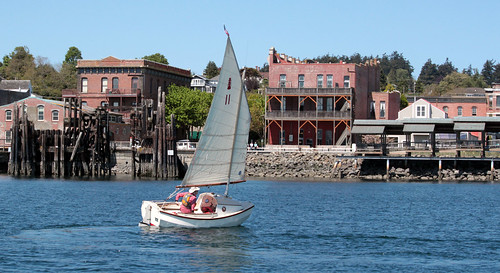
[64, 46, 82, 66]
[247, 91, 265, 142]
[143, 53, 168, 65]
[1, 46, 36, 80]
[60, 46, 82, 90]
[242, 67, 262, 91]
[493, 63, 500, 84]
[400, 93, 408, 109]
[379, 51, 414, 77]
[481, 60, 495, 86]
[260, 62, 269, 72]
[437, 58, 457, 82]
[387, 68, 412, 92]
[435, 72, 487, 95]
[203, 61, 219, 79]
[165, 85, 213, 137]
[32, 56, 63, 97]
[418, 59, 439, 85]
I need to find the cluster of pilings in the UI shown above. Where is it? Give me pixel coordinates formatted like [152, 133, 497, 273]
[131, 87, 180, 178]
[8, 98, 112, 177]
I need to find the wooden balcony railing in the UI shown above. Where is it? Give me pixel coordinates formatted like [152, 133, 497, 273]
[266, 87, 352, 95]
[266, 110, 351, 119]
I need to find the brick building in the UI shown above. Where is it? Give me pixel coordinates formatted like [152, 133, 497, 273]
[265, 47, 380, 147]
[0, 96, 128, 148]
[371, 91, 401, 120]
[62, 56, 191, 122]
[407, 88, 487, 119]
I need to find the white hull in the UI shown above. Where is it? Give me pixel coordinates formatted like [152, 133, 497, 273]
[140, 194, 254, 228]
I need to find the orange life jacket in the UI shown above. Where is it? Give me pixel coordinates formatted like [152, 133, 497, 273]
[181, 193, 194, 208]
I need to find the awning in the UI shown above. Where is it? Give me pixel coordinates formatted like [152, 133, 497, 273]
[403, 124, 435, 133]
[454, 122, 485, 131]
[351, 125, 385, 134]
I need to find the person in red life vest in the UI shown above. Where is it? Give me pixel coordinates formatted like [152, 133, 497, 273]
[175, 187, 200, 213]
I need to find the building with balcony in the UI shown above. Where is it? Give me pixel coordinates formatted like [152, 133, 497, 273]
[62, 56, 191, 122]
[265, 47, 380, 147]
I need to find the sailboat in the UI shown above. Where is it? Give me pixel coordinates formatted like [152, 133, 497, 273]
[140, 31, 254, 228]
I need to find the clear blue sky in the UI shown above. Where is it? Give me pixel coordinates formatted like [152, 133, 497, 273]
[3, 0, 499, 77]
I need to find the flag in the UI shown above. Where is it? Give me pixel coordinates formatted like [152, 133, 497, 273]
[224, 25, 229, 37]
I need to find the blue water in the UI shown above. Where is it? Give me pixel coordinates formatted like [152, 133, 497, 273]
[0, 175, 499, 272]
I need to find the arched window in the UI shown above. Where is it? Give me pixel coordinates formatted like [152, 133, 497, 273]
[101, 77, 108, 93]
[131, 77, 138, 92]
[443, 106, 449, 118]
[81, 78, 88, 93]
[472, 106, 477, 116]
[5, 110, 12, 121]
[37, 105, 45, 121]
[52, 110, 59, 121]
[112, 77, 119, 90]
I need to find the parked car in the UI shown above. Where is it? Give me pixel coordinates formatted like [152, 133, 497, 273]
[176, 139, 197, 150]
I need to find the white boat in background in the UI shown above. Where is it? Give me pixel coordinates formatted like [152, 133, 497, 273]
[140, 31, 254, 228]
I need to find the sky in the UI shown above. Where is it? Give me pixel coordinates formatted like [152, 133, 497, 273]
[3, 0, 499, 77]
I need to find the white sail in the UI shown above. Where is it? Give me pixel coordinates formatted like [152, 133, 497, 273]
[181, 37, 250, 188]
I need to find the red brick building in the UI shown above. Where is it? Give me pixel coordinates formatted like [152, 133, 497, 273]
[62, 57, 191, 122]
[408, 88, 488, 119]
[265, 47, 380, 147]
[371, 91, 401, 120]
[0, 96, 129, 148]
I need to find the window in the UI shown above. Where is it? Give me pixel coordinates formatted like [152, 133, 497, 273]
[380, 101, 386, 118]
[82, 101, 88, 106]
[327, 75, 333, 88]
[52, 110, 59, 121]
[457, 106, 463, 116]
[326, 98, 333, 112]
[131, 77, 138, 91]
[497, 96, 500, 107]
[472, 106, 477, 116]
[5, 131, 12, 144]
[416, 105, 425, 117]
[318, 98, 323, 111]
[112, 77, 119, 90]
[6, 110, 12, 121]
[343, 76, 350, 88]
[282, 97, 286, 111]
[37, 105, 44, 121]
[443, 106, 449, 118]
[101, 101, 108, 107]
[280, 74, 286, 87]
[298, 75, 304, 88]
[101, 77, 108, 93]
[489, 96, 493, 108]
[81, 78, 88, 93]
[317, 74, 323, 88]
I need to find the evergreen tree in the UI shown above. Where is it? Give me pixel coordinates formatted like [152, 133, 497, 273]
[481, 59, 495, 86]
[437, 58, 457, 82]
[203, 61, 219, 79]
[493, 63, 500, 84]
[418, 59, 439, 85]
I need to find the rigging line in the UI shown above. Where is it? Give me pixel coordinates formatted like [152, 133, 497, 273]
[166, 188, 182, 201]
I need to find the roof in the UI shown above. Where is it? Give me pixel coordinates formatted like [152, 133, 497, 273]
[351, 125, 385, 134]
[77, 57, 191, 78]
[0, 80, 31, 92]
